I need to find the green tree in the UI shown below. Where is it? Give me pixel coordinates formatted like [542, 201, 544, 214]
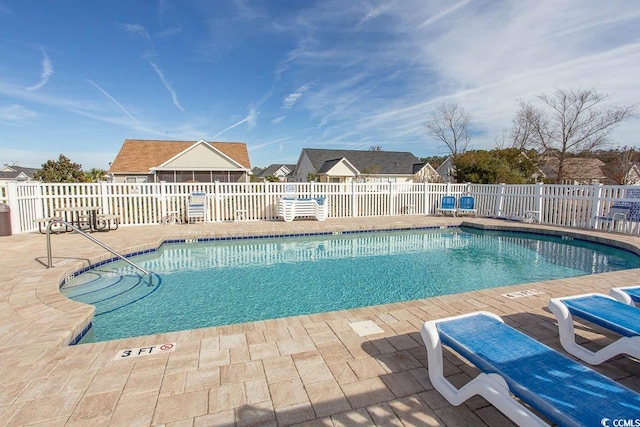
[421, 155, 449, 169]
[84, 168, 106, 182]
[455, 149, 540, 184]
[34, 154, 88, 183]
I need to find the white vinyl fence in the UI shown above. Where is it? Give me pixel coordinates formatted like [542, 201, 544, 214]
[1, 181, 639, 234]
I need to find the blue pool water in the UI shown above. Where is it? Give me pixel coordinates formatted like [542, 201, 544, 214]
[61, 227, 640, 343]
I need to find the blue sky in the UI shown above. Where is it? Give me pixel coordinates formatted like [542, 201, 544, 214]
[1, 0, 640, 170]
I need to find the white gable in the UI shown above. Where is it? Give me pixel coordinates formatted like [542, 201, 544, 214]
[414, 163, 439, 182]
[324, 159, 358, 177]
[274, 165, 290, 177]
[155, 142, 243, 171]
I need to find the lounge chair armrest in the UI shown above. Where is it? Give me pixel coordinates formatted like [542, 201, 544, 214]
[610, 287, 636, 305]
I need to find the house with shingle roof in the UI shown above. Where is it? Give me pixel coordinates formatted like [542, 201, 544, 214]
[109, 139, 252, 183]
[257, 164, 296, 182]
[540, 156, 611, 184]
[624, 163, 640, 185]
[291, 148, 437, 183]
[0, 165, 39, 183]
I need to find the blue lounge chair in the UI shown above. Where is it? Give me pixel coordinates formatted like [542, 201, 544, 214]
[421, 311, 640, 426]
[610, 285, 640, 306]
[437, 195, 456, 217]
[457, 195, 477, 217]
[548, 293, 640, 365]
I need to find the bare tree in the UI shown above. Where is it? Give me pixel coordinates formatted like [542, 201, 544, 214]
[516, 88, 636, 183]
[510, 100, 541, 150]
[601, 146, 640, 184]
[495, 101, 541, 149]
[425, 102, 471, 157]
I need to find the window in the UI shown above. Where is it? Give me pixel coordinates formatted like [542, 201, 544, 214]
[125, 176, 147, 183]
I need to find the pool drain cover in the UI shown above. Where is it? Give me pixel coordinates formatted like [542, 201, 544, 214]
[349, 320, 384, 336]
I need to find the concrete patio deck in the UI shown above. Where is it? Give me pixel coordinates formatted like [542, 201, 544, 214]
[1, 216, 639, 426]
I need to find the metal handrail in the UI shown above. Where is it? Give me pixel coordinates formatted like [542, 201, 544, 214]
[46, 218, 153, 284]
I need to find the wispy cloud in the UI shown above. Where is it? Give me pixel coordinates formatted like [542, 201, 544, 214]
[359, 1, 395, 25]
[250, 136, 291, 150]
[25, 47, 53, 91]
[269, 0, 640, 153]
[271, 115, 285, 125]
[418, 0, 472, 28]
[0, 2, 13, 14]
[213, 106, 258, 138]
[87, 79, 139, 124]
[148, 61, 184, 111]
[0, 104, 37, 125]
[282, 83, 312, 109]
[157, 25, 182, 37]
[123, 23, 151, 39]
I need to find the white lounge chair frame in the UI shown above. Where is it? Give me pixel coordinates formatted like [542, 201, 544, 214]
[610, 285, 640, 306]
[187, 192, 207, 223]
[278, 197, 328, 222]
[422, 310, 640, 426]
[592, 202, 630, 232]
[548, 293, 640, 365]
[421, 311, 546, 426]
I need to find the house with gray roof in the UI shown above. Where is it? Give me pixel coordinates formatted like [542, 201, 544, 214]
[540, 156, 611, 185]
[0, 165, 39, 183]
[257, 164, 296, 182]
[291, 148, 438, 183]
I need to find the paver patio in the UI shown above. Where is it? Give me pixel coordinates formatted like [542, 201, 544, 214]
[1, 216, 639, 426]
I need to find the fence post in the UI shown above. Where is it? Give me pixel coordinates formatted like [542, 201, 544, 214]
[534, 182, 543, 223]
[351, 181, 358, 217]
[591, 184, 604, 229]
[6, 182, 20, 233]
[496, 183, 506, 217]
[213, 181, 221, 222]
[159, 181, 167, 223]
[389, 183, 395, 215]
[34, 182, 45, 220]
[424, 183, 430, 215]
[100, 182, 110, 214]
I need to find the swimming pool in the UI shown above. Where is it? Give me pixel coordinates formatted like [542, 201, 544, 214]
[61, 227, 640, 343]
